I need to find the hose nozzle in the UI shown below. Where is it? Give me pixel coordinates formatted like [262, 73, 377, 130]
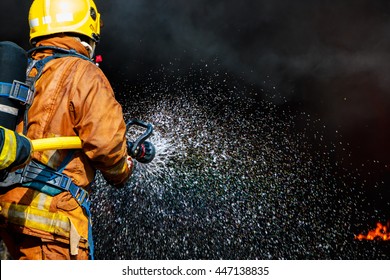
[127, 140, 156, 163]
[126, 119, 156, 164]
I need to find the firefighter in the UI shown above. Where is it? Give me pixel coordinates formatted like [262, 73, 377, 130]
[0, 0, 135, 259]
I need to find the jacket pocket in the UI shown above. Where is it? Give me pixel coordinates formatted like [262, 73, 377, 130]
[52, 192, 79, 212]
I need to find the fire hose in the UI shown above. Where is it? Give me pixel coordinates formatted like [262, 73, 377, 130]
[31, 119, 156, 163]
[31, 136, 82, 151]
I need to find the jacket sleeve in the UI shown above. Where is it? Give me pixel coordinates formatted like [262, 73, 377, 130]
[71, 62, 132, 186]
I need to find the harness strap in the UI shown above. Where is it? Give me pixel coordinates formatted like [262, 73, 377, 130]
[27, 46, 92, 62]
[0, 81, 32, 105]
[23, 46, 92, 135]
[20, 160, 90, 206]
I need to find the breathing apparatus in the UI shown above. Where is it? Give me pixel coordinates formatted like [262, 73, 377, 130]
[0, 42, 31, 131]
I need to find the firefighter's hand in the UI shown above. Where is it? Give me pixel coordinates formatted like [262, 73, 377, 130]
[0, 126, 32, 171]
[126, 156, 135, 172]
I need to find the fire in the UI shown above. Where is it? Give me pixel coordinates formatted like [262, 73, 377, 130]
[355, 222, 390, 241]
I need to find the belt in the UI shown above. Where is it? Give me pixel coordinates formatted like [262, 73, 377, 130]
[0, 160, 89, 206]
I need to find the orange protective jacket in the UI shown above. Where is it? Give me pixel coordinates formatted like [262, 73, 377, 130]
[0, 36, 132, 255]
[24, 36, 131, 188]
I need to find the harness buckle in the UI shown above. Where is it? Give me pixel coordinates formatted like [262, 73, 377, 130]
[58, 173, 89, 205]
[20, 165, 29, 183]
[9, 80, 33, 105]
[60, 175, 73, 191]
[76, 191, 88, 205]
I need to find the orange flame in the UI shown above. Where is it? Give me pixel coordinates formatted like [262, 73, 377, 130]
[355, 222, 390, 241]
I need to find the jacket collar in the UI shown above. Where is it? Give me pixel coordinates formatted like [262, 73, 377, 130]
[33, 36, 90, 58]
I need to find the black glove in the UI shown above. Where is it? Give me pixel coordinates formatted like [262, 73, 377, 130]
[0, 126, 32, 172]
[127, 141, 156, 164]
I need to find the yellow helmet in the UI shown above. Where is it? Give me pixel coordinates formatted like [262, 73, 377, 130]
[28, 0, 101, 44]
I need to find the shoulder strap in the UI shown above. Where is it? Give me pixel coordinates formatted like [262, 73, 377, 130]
[27, 46, 92, 62]
[23, 46, 92, 134]
[26, 46, 92, 89]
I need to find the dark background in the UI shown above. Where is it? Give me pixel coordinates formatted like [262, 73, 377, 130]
[2, 0, 389, 173]
[1, 0, 389, 254]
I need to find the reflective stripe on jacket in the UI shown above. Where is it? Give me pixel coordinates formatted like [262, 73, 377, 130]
[0, 188, 88, 255]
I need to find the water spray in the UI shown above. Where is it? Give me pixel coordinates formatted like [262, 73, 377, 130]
[90, 63, 390, 260]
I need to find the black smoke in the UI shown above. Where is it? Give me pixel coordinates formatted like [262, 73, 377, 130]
[95, 0, 390, 177]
